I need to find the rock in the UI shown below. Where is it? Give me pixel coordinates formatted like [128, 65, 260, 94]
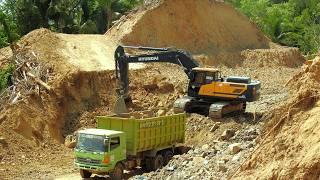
[158, 81, 174, 93]
[143, 84, 158, 91]
[0, 137, 6, 144]
[210, 124, 220, 132]
[201, 144, 210, 151]
[157, 109, 166, 116]
[158, 101, 164, 107]
[232, 154, 241, 161]
[193, 157, 205, 165]
[185, 157, 193, 161]
[64, 135, 76, 148]
[229, 143, 242, 154]
[0, 114, 7, 124]
[182, 161, 188, 166]
[194, 148, 200, 154]
[221, 156, 230, 163]
[166, 165, 176, 171]
[247, 128, 259, 136]
[221, 129, 236, 141]
[217, 161, 227, 172]
[247, 143, 254, 148]
[201, 152, 208, 158]
[21, 155, 26, 159]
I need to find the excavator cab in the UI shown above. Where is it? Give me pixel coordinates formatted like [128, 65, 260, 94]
[188, 68, 222, 97]
[191, 68, 222, 84]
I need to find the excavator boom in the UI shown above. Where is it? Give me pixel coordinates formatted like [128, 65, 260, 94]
[114, 45, 199, 99]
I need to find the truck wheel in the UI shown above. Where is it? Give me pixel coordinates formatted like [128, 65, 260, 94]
[110, 163, 124, 180]
[152, 154, 164, 171]
[163, 150, 174, 165]
[80, 169, 92, 178]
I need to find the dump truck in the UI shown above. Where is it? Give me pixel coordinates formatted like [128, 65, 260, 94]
[74, 113, 186, 179]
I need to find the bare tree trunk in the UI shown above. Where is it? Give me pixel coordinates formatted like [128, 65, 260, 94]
[107, 9, 113, 30]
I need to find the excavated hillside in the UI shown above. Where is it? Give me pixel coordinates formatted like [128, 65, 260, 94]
[107, 0, 303, 67]
[233, 56, 320, 179]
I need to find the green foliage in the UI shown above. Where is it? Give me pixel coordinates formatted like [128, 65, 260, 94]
[0, 0, 142, 48]
[0, 64, 14, 91]
[226, 0, 320, 54]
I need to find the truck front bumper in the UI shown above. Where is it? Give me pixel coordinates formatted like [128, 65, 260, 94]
[75, 162, 112, 173]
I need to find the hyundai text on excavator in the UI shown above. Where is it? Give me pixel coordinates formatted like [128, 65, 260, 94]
[114, 45, 261, 118]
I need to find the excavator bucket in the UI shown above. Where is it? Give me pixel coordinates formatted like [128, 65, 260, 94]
[113, 96, 129, 114]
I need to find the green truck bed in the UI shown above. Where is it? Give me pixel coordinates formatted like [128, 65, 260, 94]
[96, 113, 186, 156]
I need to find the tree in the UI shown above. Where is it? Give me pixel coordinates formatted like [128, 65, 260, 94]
[0, 0, 142, 48]
[226, 0, 320, 54]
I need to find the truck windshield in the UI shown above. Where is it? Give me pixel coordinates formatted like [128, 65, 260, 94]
[76, 133, 106, 152]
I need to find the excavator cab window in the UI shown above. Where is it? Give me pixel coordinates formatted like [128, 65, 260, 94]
[204, 72, 217, 84]
[193, 71, 219, 84]
[194, 72, 206, 84]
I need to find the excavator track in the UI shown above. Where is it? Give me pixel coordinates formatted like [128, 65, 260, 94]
[174, 97, 246, 119]
[208, 102, 245, 119]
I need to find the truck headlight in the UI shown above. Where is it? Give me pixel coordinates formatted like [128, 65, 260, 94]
[103, 155, 110, 164]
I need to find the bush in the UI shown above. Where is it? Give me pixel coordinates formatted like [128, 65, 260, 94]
[0, 64, 14, 91]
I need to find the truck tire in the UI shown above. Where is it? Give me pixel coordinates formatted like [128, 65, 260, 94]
[151, 154, 164, 171]
[80, 169, 92, 178]
[163, 150, 174, 165]
[110, 163, 124, 180]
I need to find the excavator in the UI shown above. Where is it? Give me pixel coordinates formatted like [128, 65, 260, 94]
[114, 45, 261, 118]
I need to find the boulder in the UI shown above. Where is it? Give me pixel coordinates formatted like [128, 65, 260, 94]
[229, 143, 242, 154]
[210, 124, 220, 132]
[0, 137, 6, 144]
[220, 129, 236, 141]
[157, 109, 166, 116]
[158, 81, 175, 93]
[201, 144, 210, 151]
[64, 135, 76, 148]
[217, 161, 227, 172]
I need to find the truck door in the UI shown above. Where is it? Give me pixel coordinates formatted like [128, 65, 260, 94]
[109, 136, 124, 166]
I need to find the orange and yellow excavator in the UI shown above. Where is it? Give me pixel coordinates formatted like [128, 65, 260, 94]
[114, 45, 261, 118]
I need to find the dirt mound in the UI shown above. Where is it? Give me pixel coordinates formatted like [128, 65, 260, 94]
[0, 28, 147, 142]
[233, 58, 320, 179]
[107, 0, 273, 66]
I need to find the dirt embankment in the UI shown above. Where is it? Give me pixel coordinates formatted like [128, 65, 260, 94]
[233, 57, 320, 179]
[0, 29, 124, 179]
[0, 29, 121, 143]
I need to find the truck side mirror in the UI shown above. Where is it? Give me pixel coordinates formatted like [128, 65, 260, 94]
[104, 139, 108, 146]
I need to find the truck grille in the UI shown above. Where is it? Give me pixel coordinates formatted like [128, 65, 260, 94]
[77, 157, 101, 164]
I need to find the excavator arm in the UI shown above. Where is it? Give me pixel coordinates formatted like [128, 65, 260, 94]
[114, 45, 199, 99]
